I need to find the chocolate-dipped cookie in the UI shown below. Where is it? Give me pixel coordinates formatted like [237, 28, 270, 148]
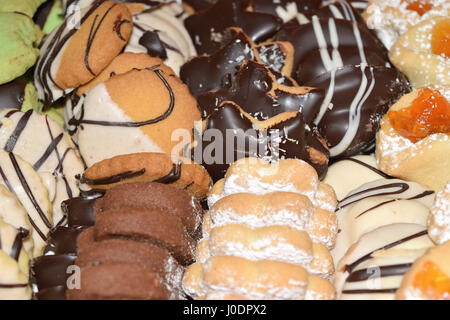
[191, 101, 329, 182]
[184, 0, 283, 54]
[304, 64, 411, 158]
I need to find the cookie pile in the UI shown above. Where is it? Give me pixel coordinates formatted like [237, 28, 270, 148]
[183, 157, 338, 299]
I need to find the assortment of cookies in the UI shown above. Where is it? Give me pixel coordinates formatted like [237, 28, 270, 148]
[0, 0, 448, 300]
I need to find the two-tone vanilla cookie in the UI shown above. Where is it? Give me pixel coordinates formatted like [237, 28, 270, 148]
[376, 86, 450, 192]
[34, 0, 133, 105]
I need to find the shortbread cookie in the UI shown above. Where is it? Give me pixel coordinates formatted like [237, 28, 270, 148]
[34, 1, 133, 105]
[0, 109, 84, 225]
[323, 155, 392, 201]
[396, 240, 450, 300]
[0, 150, 53, 256]
[195, 224, 334, 277]
[73, 67, 200, 167]
[334, 223, 434, 300]
[65, 52, 174, 138]
[363, 0, 450, 49]
[125, 2, 196, 75]
[183, 256, 336, 300]
[0, 249, 31, 300]
[0, 185, 34, 256]
[79, 152, 212, 200]
[389, 16, 450, 88]
[428, 182, 450, 245]
[333, 178, 435, 264]
[376, 87, 450, 191]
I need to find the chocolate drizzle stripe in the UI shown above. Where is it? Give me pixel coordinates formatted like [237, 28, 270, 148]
[355, 190, 435, 218]
[9, 153, 52, 230]
[0, 165, 14, 193]
[4, 110, 33, 153]
[0, 283, 28, 288]
[344, 157, 393, 179]
[80, 169, 146, 185]
[344, 230, 428, 274]
[10, 231, 24, 261]
[346, 263, 412, 282]
[153, 161, 182, 184]
[85, 4, 118, 76]
[33, 133, 64, 171]
[114, 19, 132, 41]
[338, 182, 410, 210]
[78, 69, 175, 127]
[341, 288, 397, 294]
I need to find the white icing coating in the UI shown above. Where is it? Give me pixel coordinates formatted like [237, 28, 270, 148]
[0, 110, 84, 225]
[76, 82, 164, 167]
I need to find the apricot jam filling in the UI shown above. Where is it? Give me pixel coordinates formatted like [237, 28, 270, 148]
[431, 19, 450, 58]
[412, 261, 450, 298]
[388, 88, 450, 143]
[406, 0, 433, 16]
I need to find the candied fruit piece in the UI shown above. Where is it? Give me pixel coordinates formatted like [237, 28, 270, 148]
[388, 88, 450, 143]
[431, 19, 450, 58]
[412, 261, 450, 299]
[406, 0, 433, 15]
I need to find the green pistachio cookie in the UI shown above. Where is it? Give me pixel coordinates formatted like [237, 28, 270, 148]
[35, 0, 64, 34]
[0, 0, 46, 17]
[0, 12, 43, 85]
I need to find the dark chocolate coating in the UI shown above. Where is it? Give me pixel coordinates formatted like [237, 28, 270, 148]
[184, 0, 283, 54]
[183, 0, 216, 11]
[251, 0, 322, 15]
[61, 194, 100, 227]
[275, 18, 388, 77]
[32, 254, 77, 290]
[304, 65, 411, 158]
[197, 60, 325, 123]
[0, 78, 27, 110]
[34, 285, 67, 300]
[297, 0, 365, 25]
[44, 226, 86, 255]
[296, 46, 387, 84]
[192, 101, 329, 182]
[34, 0, 56, 29]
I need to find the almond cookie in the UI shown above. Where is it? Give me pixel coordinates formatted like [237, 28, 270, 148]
[34, 0, 133, 105]
[0, 218, 30, 276]
[396, 240, 450, 300]
[376, 86, 450, 191]
[363, 0, 450, 49]
[389, 16, 450, 88]
[428, 181, 450, 245]
[0, 109, 84, 225]
[79, 152, 211, 200]
[0, 249, 31, 300]
[334, 223, 434, 300]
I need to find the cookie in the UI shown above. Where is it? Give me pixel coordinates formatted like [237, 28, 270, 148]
[0, 185, 34, 256]
[0, 0, 45, 17]
[0, 218, 30, 276]
[0, 249, 31, 300]
[0, 12, 43, 85]
[184, 0, 283, 54]
[125, 2, 196, 75]
[363, 0, 450, 49]
[0, 150, 53, 257]
[428, 182, 450, 245]
[333, 178, 435, 265]
[180, 27, 296, 99]
[66, 263, 172, 300]
[34, 0, 65, 34]
[192, 100, 329, 182]
[95, 182, 203, 236]
[34, 0, 133, 105]
[73, 67, 201, 167]
[396, 240, 450, 300]
[0, 109, 85, 225]
[389, 16, 450, 89]
[65, 52, 174, 138]
[334, 223, 434, 300]
[183, 256, 336, 300]
[376, 87, 450, 192]
[79, 152, 212, 200]
[323, 155, 392, 201]
[304, 64, 411, 158]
